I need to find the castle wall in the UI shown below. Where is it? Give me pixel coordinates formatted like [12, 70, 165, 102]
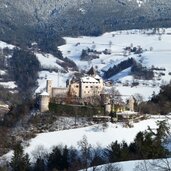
[69, 82, 80, 97]
[52, 88, 68, 97]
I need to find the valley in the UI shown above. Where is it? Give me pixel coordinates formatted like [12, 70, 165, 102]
[1, 27, 171, 170]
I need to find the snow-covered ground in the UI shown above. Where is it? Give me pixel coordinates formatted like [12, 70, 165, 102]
[3, 115, 170, 162]
[0, 41, 15, 49]
[0, 81, 17, 89]
[1, 29, 171, 99]
[35, 53, 63, 70]
[56, 28, 171, 100]
[59, 28, 171, 74]
[81, 158, 171, 171]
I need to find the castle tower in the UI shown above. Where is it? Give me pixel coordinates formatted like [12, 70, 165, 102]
[105, 104, 111, 114]
[87, 66, 97, 76]
[46, 80, 52, 97]
[100, 93, 111, 114]
[40, 92, 50, 112]
[128, 96, 135, 111]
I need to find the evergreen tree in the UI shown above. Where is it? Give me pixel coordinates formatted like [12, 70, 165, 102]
[10, 143, 30, 171]
[61, 146, 69, 170]
[33, 158, 45, 171]
[48, 145, 69, 171]
[108, 141, 121, 162]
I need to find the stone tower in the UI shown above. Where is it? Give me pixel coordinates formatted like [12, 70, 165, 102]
[128, 96, 135, 111]
[101, 93, 111, 114]
[105, 104, 111, 114]
[40, 92, 50, 112]
[46, 80, 52, 97]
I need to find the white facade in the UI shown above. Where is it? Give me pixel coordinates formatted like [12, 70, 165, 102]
[40, 92, 50, 112]
[80, 76, 104, 98]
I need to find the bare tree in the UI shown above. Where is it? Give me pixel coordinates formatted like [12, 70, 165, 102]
[150, 159, 171, 171]
[104, 163, 122, 171]
[31, 145, 48, 161]
[134, 158, 171, 171]
[134, 160, 150, 171]
[78, 135, 92, 171]
[110, 86, 122, 104]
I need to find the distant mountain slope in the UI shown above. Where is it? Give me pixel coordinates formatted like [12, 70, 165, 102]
[1, 0, 171, 46]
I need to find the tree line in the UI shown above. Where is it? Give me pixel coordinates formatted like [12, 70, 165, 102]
[139, 83, 171, 114]
[103, 58, 136, 79]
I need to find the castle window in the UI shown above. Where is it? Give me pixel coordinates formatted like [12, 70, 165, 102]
[75, 85, 79, 88]
[96, 86, 98, 88]
[86, 86, 88, 88]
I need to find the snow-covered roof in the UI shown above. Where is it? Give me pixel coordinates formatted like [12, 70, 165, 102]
[40, 91, 49, 96]
[117, 111, 138, 115]
[94, 74, 102, 79]
[81, 76, 99, 83]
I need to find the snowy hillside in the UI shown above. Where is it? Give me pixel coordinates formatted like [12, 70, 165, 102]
[34, 53, 71, 93]
[59, 28, 171, 77]
[57, 28, 171, 100]
[1, 28, 171, 100]
[2, 115, 171, 163]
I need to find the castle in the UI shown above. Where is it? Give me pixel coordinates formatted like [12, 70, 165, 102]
[40, 67, 136, 115]
[40, 67, 104, 112]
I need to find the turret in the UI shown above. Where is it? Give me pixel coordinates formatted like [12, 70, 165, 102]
[128, 96, 135, 111]
[46, 80, 52, 97]
[105, 104, 112, 114]
[40, 91, 50, 112]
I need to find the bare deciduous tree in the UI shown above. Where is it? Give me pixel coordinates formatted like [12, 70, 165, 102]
[104, 163, 122, 171]
[78, 135, 92, 171]
[31, 145, 48, 161]
[134, 158, 171, 171]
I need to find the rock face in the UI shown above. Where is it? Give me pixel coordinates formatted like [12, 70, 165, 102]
[1, 0, 171, 43]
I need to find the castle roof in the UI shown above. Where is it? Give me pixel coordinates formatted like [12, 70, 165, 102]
[81, 76, 99, 83]
[40, 91, 49, 96]
[87, 66, 97, 76]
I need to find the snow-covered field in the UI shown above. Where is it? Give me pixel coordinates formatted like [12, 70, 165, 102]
[59, 28, 171, 73]
[1, 29, 171, 99]
[3, 115, 170, 162]
[82, 158, 171, 171]
[56, 28, 171, 100]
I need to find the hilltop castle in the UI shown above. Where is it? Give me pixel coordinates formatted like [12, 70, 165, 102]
[39, 67, 136, 115]
[40, 67, 104, 112]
